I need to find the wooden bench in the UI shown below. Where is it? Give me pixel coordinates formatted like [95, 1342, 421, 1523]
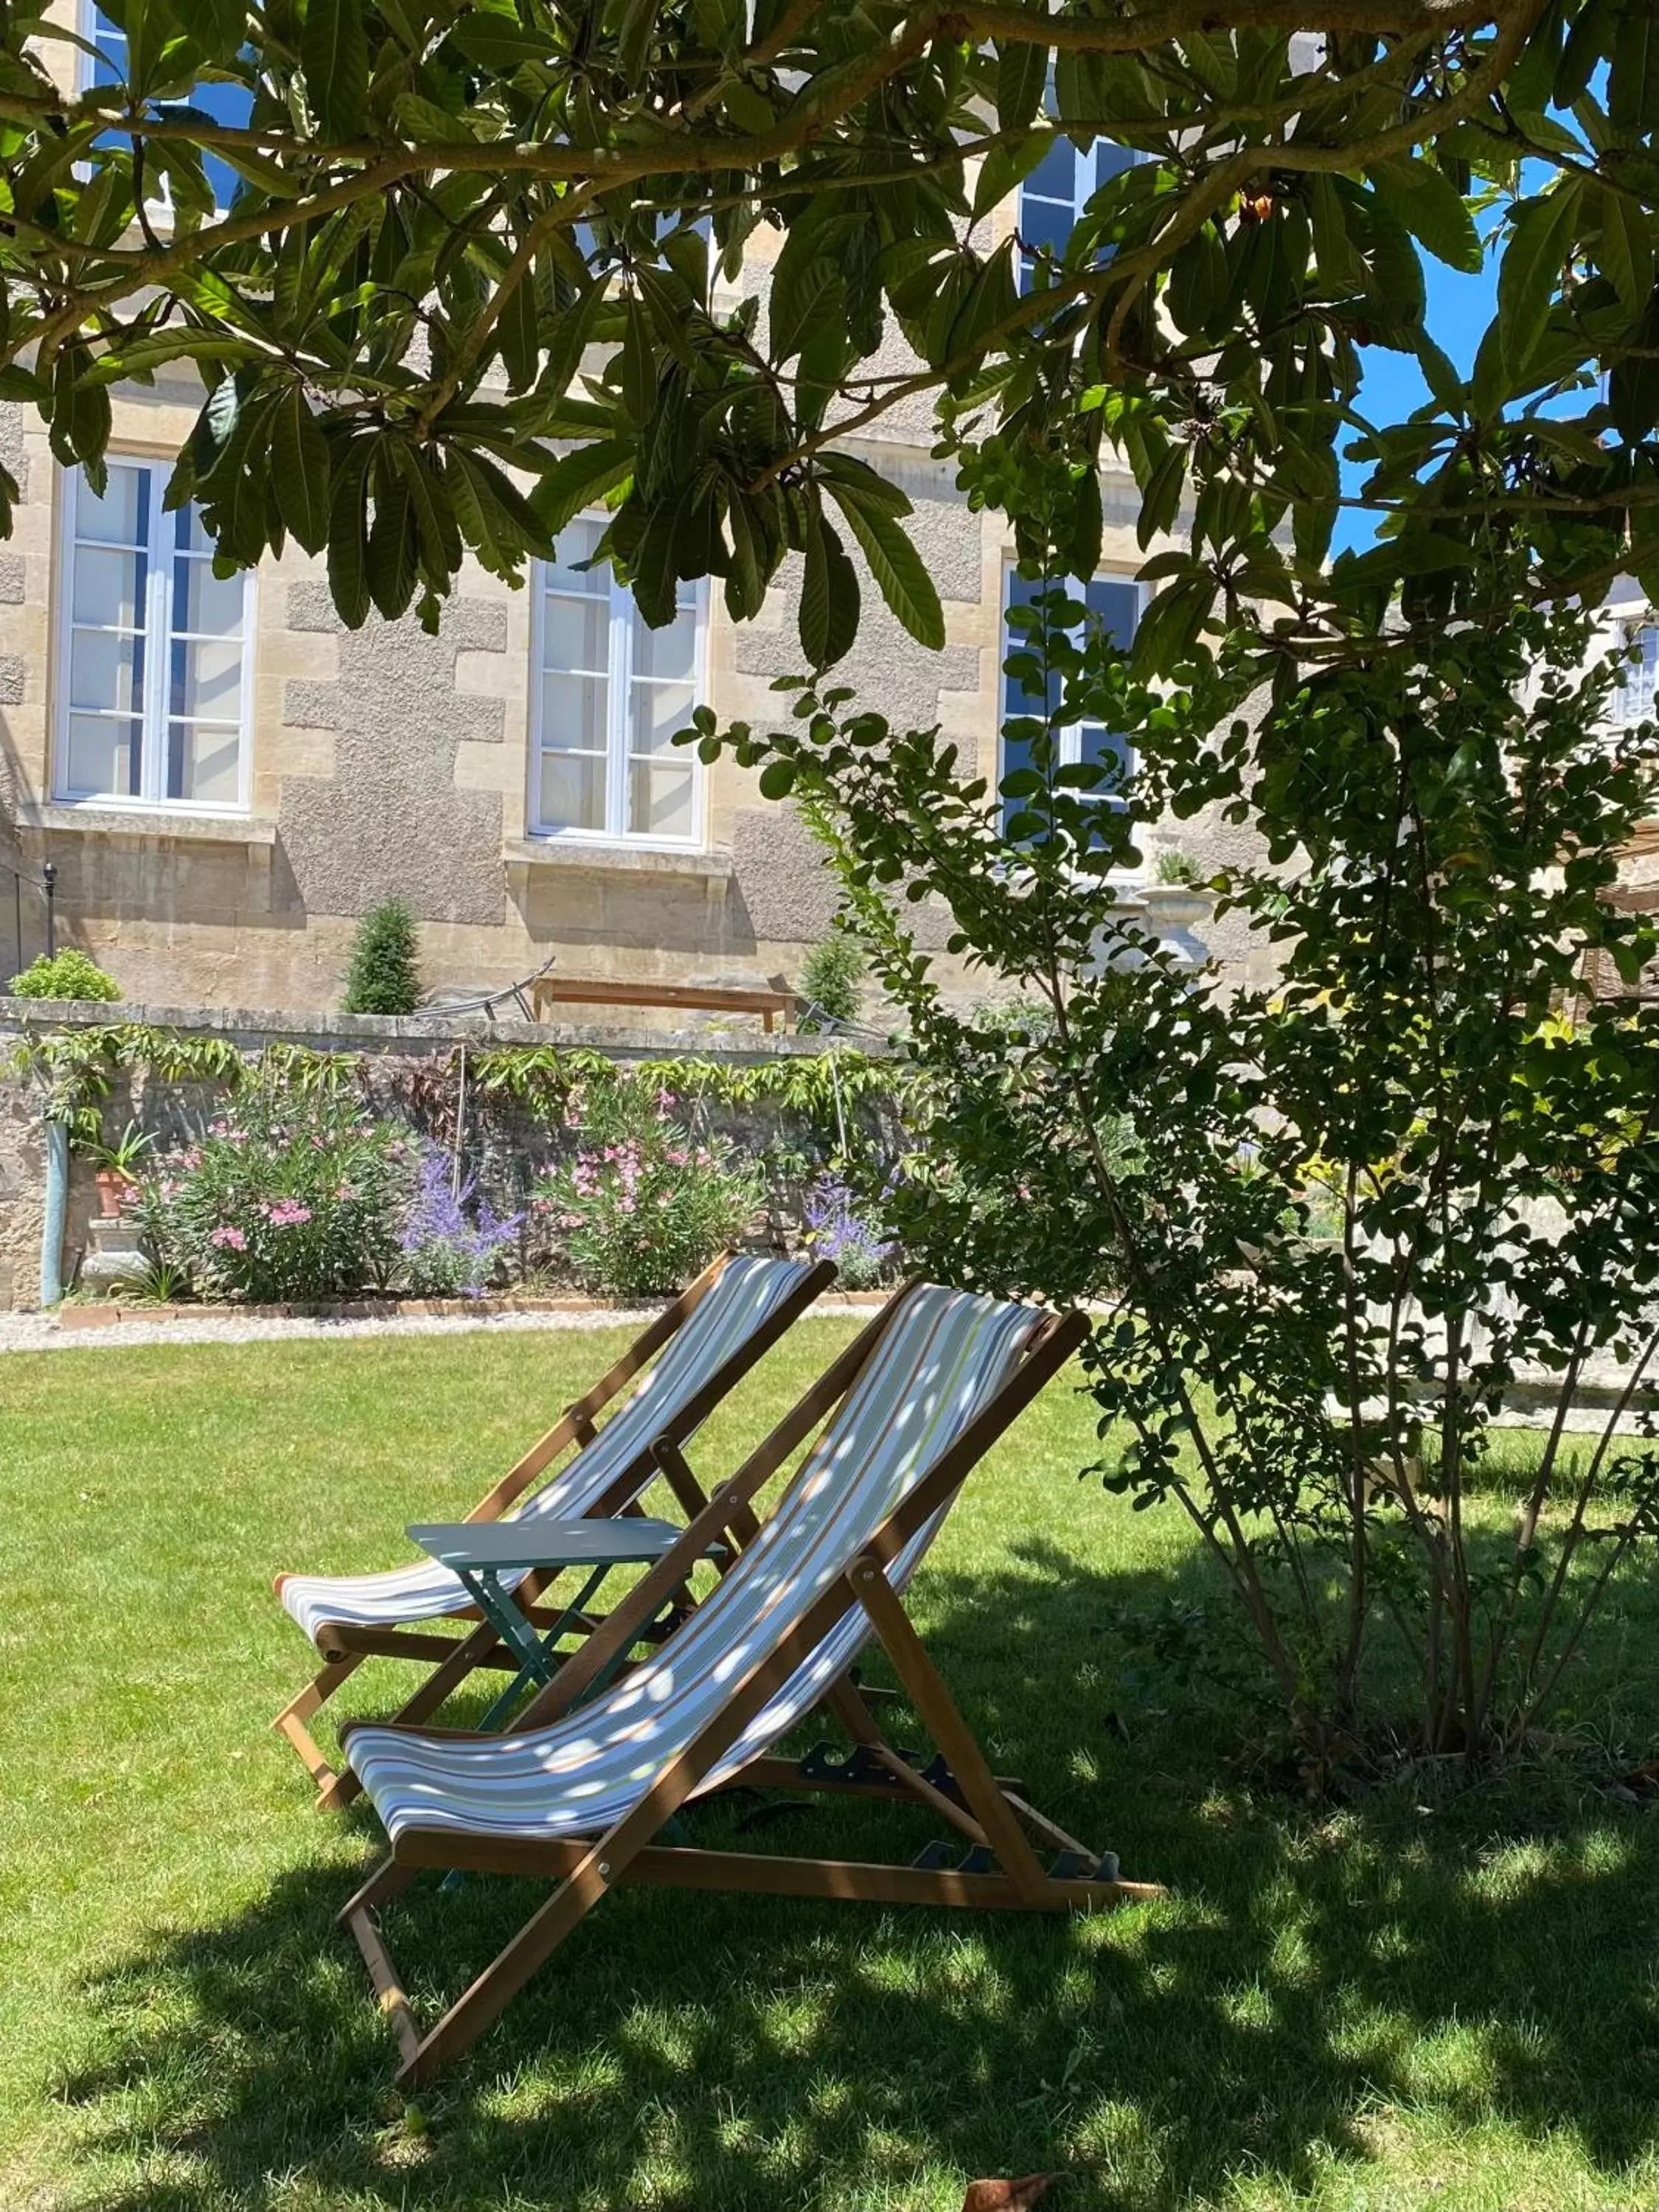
[529, 974, 799, 1033]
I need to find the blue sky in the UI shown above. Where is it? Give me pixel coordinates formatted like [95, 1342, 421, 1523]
[1332, 253, 1499, 553]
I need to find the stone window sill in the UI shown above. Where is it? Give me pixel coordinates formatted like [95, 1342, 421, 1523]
[502, 838, 732, 881]
[17, 803, 277, 848]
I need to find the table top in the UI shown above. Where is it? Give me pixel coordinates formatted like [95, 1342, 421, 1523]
[408, 1514, 724, 1573]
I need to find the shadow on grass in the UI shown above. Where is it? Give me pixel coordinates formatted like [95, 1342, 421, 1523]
[47, 1540, 1659, 2212]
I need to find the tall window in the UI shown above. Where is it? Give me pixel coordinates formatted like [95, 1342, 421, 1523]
[1001, 571, 1140, 834]
[1617, 623, 1659, 728]
[531, 518, 704, 846]
[84, 3, 254, 211]
[58, 460, 252, 810]
[1017, 137, 1138, 293]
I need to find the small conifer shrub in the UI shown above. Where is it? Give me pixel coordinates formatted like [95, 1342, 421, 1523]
[797, 931, 865, 1032]
[341, 899, 422, 1016]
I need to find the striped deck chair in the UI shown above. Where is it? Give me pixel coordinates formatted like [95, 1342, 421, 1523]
[271, 1251, 832, 1806]
[336, 1283, 1161, 2084]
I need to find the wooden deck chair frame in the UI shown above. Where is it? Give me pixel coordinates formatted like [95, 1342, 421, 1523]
[336, 1297, 1163, 2087]
[272, 1251, 835, 1807]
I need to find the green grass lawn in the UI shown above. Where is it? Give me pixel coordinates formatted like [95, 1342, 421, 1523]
[2, 1318, 1657, 2212]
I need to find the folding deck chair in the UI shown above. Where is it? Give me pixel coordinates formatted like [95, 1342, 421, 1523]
[335, 1283, 1162, 2084]
[271, 1251, 832, 1806]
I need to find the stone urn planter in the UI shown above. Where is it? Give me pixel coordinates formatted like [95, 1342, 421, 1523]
[80, 1213, 150, 1295]
[1088, 884, 1215, 975]
[1141, 884, 1215, 969]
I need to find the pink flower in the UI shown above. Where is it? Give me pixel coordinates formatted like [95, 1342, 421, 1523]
[656, 1088, 677, 1111]
[264, 1200, 313, 1227]
[209, 1225, 246, 1251]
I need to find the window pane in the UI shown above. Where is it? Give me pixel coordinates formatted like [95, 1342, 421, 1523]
[73, 545, 144, 628]
[78, 464, 149, 546]
[170, 637, 243, 720]
[1022, 195, 1076, 263]
[1029, 138, 1079, 203]
[541, 671, 608, 754]
[629, 761, 695, 840]
[630, 681, 695, 757]
[540, 751, 607, 831]
[632, 605, 697, 683]
[72, 544, 145, 633]
[543, 593, 610, 673]
[69, 628, 143, 714]
[65, 714, 140, 797]
[1094, 142, 1138, 189]
[173, 556, 244, 637]
[1085, 577, 1140, 648]
[167, 721, 241, 805]
[546, 520, 607, 593]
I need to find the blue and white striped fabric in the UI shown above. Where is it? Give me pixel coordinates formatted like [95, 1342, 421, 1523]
[345, 1285, 1043, 1843]
[278, 1256, 813, 1650]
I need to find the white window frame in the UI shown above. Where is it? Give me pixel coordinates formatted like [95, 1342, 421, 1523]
[53, 458, 256, 816]
[528, 526, 708, 852]
[1615, 619, 1659, 729]
[998, 562, 1149, 799]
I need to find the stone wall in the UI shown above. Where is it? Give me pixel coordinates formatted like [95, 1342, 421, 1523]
[0, 998, 901, 1310]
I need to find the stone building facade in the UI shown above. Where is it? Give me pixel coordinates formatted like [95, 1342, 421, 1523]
[0, 379, 1256, 1014]
[0, 60, 1296, 1018]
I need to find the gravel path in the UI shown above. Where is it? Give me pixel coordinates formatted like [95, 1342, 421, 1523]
[0, 1305, 664, 1355]
[0, 1298, 877, 1357]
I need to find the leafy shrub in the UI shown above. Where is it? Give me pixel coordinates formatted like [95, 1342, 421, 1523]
[400, 1147, 522, 1296]
[797, 931, 866, 1030]
[801, 1169, 894, 1287]
[9, 949, 120, 1001]
[533, 1074, 762, 1296]
[341, 899, 422, 1016]
[133, 1077, 410, 1303]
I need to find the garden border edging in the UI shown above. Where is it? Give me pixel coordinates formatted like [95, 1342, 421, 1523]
[54, 1289, 894, 1332]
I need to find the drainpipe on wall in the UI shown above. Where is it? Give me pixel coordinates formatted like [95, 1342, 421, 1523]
[40, 1118, 67, 1307]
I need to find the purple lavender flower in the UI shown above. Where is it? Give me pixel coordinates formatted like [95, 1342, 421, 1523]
[801, 1170, 894, 1289]
[400, 1148, 523, 1296]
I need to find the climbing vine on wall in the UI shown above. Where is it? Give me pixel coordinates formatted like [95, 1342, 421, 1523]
[3, 1022, 915, 1153]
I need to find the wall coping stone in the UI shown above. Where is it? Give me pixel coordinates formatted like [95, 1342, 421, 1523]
[0, 995, 902, 1063]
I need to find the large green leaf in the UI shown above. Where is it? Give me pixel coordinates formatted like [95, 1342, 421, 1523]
[271, 386, 331, 553]
[823, 481, 944, 649]
[366, 474, 418, 619]
[1610, 0, 1659, 135]
[799, 499, 860, 669]
[1369, 157, 1483, 275]
[529, 437, 636, 538]
[327, 438, 374, 627]
[995, 39, 1046, 133]
[1595, 185, 1655, 320]
[301, 0, 369, 136]
[1497, 182, 1583, 380]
